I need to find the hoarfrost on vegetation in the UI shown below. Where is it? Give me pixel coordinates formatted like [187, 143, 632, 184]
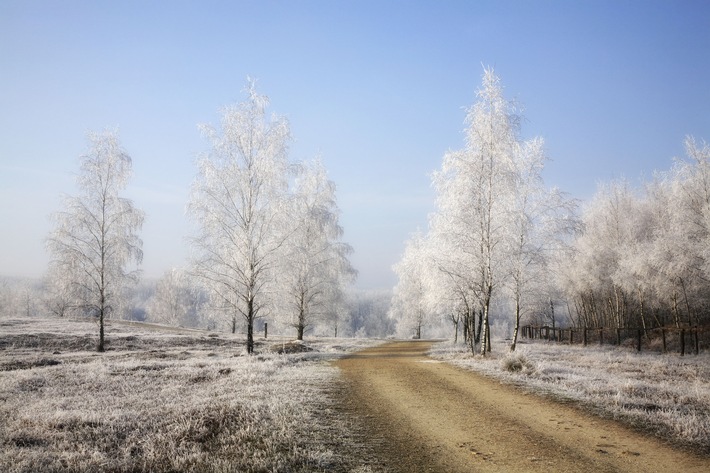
[0, 317, 382, 472]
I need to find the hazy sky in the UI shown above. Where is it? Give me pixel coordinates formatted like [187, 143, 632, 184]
[1, 0, 709, 288]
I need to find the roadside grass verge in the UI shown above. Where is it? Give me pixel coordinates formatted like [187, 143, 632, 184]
[431, 339, 710, 455]
[0, 317, 379, 472]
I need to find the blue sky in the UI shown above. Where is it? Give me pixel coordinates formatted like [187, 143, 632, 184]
[1, 0, 709, 288]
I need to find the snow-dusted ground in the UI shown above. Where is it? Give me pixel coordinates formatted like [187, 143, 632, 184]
[431, 338, 710, 453]
[0, 317, 381, 472]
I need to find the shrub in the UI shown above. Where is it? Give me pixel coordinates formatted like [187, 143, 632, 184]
[500, 351, 535, 374]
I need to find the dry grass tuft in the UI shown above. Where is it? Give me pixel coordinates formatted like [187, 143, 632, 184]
[500, 351, 535, 374]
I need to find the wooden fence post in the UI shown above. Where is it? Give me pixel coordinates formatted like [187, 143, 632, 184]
[616, 328, 621, 346]
[264, 322, 268, 339]
[637, 329, 642, 352]
[599, 328, 604, 346]
[694, 327, 699, 355]
[570, 329, 574, 345]
[680, 328, 685, 356]
[662, 328, 667, 353]
[583, 327, 587, 347]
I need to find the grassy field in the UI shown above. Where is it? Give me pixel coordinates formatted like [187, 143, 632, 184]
[5, 316, 708, 472]
[431, 339, 710, 455]
[0, 316, 379, 473]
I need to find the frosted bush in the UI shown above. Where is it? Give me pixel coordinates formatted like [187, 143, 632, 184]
[500, 351, 535, 374]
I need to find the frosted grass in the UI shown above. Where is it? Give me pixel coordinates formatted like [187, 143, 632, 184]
[431, 339, 710, 453]
[0, 317, 381, 472]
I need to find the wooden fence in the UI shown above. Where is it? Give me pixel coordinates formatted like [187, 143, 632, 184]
[520, 325, 708, 356]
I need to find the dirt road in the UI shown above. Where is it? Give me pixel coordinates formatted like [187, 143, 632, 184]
[335, 341, 709, 473]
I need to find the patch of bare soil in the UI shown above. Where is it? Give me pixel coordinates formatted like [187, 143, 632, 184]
[335, 341, 710, 473]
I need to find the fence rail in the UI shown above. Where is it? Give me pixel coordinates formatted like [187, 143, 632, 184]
[520, 325, 709, 355]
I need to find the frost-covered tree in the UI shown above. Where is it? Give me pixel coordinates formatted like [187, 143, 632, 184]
[43, 274, 74, 318]
[392, 67, 578, 352]
[390, 231, 430, 339]
[280, 160, 355, 340]
[323, 293, 351, 337]
[425, 223, 482, 349]
[429, 67, 522, 354]
[347, 289, 394, 338]
[46, 131, 144, 352]
[664, 138, 710, 326]
[146, 269, 204, 328]
[504, 138, 579, 351]
[188, 80, 291, 354]
[560, 136, 710, 332]
[564, 180, 640, 329]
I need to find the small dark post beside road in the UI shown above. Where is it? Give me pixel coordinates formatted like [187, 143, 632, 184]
[680, 328, 685, 356]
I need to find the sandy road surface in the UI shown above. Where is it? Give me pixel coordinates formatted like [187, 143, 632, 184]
[334, 341, 709, 473]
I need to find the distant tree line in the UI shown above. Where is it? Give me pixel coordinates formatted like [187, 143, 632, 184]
[559, 138, 710, 333]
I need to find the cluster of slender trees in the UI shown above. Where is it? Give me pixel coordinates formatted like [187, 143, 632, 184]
[560, 138, 710, 334]
[45, 81, 355, 353]
[389, 67, 579, 355]
[390, 67, 709, 354]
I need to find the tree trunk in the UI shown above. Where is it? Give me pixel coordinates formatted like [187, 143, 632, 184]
[246, 297, 255, 354]
[480, 311, 488, 355]
[679, 278, 696, 326]
[486, 317, 491, 353]
[511, 295, 521, 352]
[296, 292, 306, 341]
[467, 314, 475, 354]
[475, 310, 483, 344]
[98, 309, 105, 352]
[98, 285, 106, 352]
[638, 288, 649, 340]
[480, 284, 492, 356]
[463, 311, 470, 343]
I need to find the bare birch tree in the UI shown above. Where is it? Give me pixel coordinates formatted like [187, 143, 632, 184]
[280, 159, 355, 340]
[390, 231, 430, 339]
[505, 139, 579, 351]
[188, 80, 291, 354]
[46, 130, 144, 352]
[430, 67, 520, 355]
[146, 269, 205, 328]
